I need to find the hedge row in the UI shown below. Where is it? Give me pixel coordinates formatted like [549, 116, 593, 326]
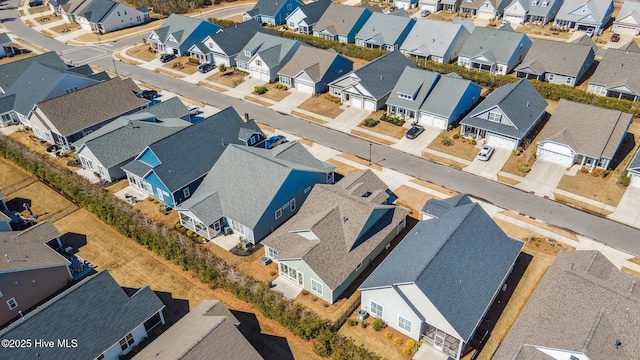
[0, 135, 377, 358]
[279, 31, 388, 61]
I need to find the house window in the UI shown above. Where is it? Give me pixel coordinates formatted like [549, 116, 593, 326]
[183, 187, 190, 198]
[398, 316, 412, 333]
[311, 278, 323, 295]
[6, 297, 17, 310]
[267, 246, 279, 258]
[119, 333, 134, 351]
[355, 262, 362, 271]
[304, 185, 311, 193]
[230, 219, 245, 235]
[397, 217, 406, 232]
[566, 77, 572, 84]
[137, 16, 141, 21]
[370, 301, 383, 318]
[280, 77, 291, 86]
[275, 208, 282, 219]
[488, 111, 502, 122]
[65, 86, 78, 94]
[541, 1, 548, 6]
[290, 198, 296, 211]
[531, 0, 537, 5]
[287, 4, 292, 10]
[0, 290, 3, 297]
[548, 74, 555, 81]
[97, 166, 104, 176]
[255, 59, 262, 67]
[398, 93, 413, 100]
[289, 22, 295, 27]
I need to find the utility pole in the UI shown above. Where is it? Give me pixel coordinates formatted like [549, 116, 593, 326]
[112, 58, 119, 77]
[368, 143, 372, 166]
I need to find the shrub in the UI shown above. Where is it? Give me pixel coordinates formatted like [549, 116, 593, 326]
[372, 318, 384, 331]
[619, 171, 631, 187]
[209, 18, 238, 27]
[254, 86, 268, 95]
[406, 339, 415, 348]
[279, 31, 387, 61]
[471, 139, 477, 145]
[147, 197, 154, 201]
[323, 94, 341, 103]
[175, 223, 182, 230]
[187, 57, 199, 65]
[517, 163, 531, 173]
[347, 318, 357, 326]
[274, 83, 288, 90]
[440, 134, 453, 146]
[186, 229, 194, 236]
[363, 118, 378, 127]
[301, 289, 309, 296]
[512, 149, 521, 156]
[402, 347, 411, 355]
[385, 332, 392, 339]
[452, 133, 459, 139]
[393, 338, 403, 346]
[218, 63, 227, 73]
[270, 271, 277, 276]
[361, 320, 367, 328]
[311, 296, 318, 302]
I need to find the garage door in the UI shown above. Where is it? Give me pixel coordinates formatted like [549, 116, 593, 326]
[504, 15, 524, 24]
[364, 100, 376, 110]
[419, 113, 447, 130]
[615, 25, 638, 36]
[486, 132, 517, 149]
[420, 3, 436, 12]
[537, 148, 574, 167]
[477, 11, 494, 20]
[351, 97, 362, 108]
[251, 70, 261, 79]
[295, 82, 314, 94]
[631, 174, 640, 187]
[260, 72, 270, 81]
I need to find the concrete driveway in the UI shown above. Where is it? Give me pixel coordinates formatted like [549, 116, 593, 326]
[463, 147, 510, 180]
[391, 126, 440, 156]
[270, 88, 311, 113]
[516, 160, 567, 198]
[608, 185, 640, 227]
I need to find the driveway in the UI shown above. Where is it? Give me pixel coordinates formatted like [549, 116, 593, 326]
[463, 147, 510, 180]
[391, 126, 440, 156]
[608, 185, 640, 227]
[270, 88, 311, 113]
[516, 160, 568, 198]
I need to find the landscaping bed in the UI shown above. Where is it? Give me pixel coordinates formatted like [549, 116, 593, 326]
[359, 111, 408, 139]
[255, 83, 291, 102]
[49, 22, 81, 35]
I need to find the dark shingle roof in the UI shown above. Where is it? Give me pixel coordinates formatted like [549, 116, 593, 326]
[246, 0, 303, 17]
[152, 14, 222, 48]
[72, 0, 117, 23]
[0, 33, 12, 45]
[629, 150, 640, 172]
[589, 43, 640, 94]
[291, 0, 331, 26]
[35, 78, 147, 136]
[0, 52, 67, 92]
[461, 79, 547, 140]
[0, 271, 165, 360]
[361, 198, 523, 341]
[199, 20, 267, 57]
[0, 221, 69, 273]
[134, 300, 263, 360]
[142, 97, 191, 120]
[493, 250, 640, 360]
[235, 33, 301, 68]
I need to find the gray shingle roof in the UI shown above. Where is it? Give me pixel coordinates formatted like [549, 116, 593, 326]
[278, 46, 351, 82]
[246, 0, 303, 17]
[0, 271, 165, 360]
[493, 250, 640, 360]
[460, 0, 504, 11]
[461, 79, 547, 140]
[0, 33, 11, 45]
[589, 43, 640, 94]
[400, 18, 474, 59]
[355, 12, 415, 46]
[421, 193, 473, 218]
[556, 0, 612, 24]
[290, 0, 331, 26]
[177, 142, 334, 229]
[616, 0, 640, 25]
[142, 96, 191, 120]
[539, 99, 632, 160]
[263, 170, 409, 290]
[0, 221, 69, 273]
[329, 51, 417, 100]
[516, 38, 594, 78]
[134, 300, 263, 360]
[314, 3, 371, 36]
[527, 0, 560, 17]
[198, 20, 267, 57]
[152, 14, 221, 48]
[387, 66, 439, 109]
[72, 0, 117, 23]
[235, 32, 301, 68]
[122, 107, 264, 192]
[460, 26, 530, 65]
[629, 149, 640, 172]
[35, 77, 147, 136]
[360, 198, 523, 341]
[0, 52, 67, 92]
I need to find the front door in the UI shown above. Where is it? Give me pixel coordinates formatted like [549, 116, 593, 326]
[213, 220, 221, 233]
[434, 332, 445, 351]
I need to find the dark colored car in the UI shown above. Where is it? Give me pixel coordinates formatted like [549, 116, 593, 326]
[159, 54, 176, 63]
[29, 0, 44, 6]
[198, 63, 216, 73]
[138, 89, 158, 100]
[389, 6, 398, 12]
[405, 125, 425, 139]
[610, 33, 620, 42]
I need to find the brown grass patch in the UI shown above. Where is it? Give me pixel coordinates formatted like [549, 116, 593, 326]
[244, 95, 273, 107]
[514, 22, 573, 39]
[26, 4, 50, 14]
[427, 129, 478, 162]
[358, 118, 406, 140]
[628, 257, 640, 265]
[298, 96, 344, 119]
[346, 56, 368, 69]
[258, 83, 291, 101]
[297, 138, 313, 147]
[33, 14, 61, 25]
[198, 81, 228, 92]
[6, 182, 78, 223]
[498, 211, 579, 242]
[340, 315, 418, 359]
[255, 122, 276, 133]
[290, 110, 327, 124]
[0, 157, 34, 188]
[556, 171, 625, 207]
[421, 151, 468, 170]
[154, 67, 184, 78]
[553, 192, 613, 217]
[326, 159, 361, 176]
[125, 43, 158, 62]
[394, 185, 438, 220]
[622, 266, 640, 279]
[296, 290, 361, 324]
[338, 153, 383, 171]
[497, 174, 522, 185]
[410, 178, 460, 197]
[350, 130, 394, 146]
[0, 51, 37, 65]
[49, 22, 81, 35]
[40, 29, 57, 38]
[208, 69, 246, 88]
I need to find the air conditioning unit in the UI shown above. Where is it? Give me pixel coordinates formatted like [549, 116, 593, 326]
[224, 227, 233, 235]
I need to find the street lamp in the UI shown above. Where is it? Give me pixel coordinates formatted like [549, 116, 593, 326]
[368, 143, 372, 166]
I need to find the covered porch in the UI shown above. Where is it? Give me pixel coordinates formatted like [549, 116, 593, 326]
[387, 105, 417, 121]
[469, 60, 495, 73]
[460, 125, 486, 141]
[577, 155, 610, 172]
[178, 211, 224, 240]
[421, 323, 463, 360]
[606, 89, 639, 102]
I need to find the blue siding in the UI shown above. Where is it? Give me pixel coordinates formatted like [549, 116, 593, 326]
[449, 83, 482, 125]
[347, 10, 372, 43]
[252, 170, 328, 243]
[396, 20, 416, 48]
[317, 55, 354, 94]
[144, 171, 174, 207]
[138, 148, 161, 167]
[179, 22, 223, 55]
[172, 175, 206, 206]
[275, 0, 302, 25]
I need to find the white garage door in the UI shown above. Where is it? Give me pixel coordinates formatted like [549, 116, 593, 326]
[477, 11, 494, 20]
[364, 100, 376, 110]
[537, 148, 574, 167]
[420, 3, 436, 12]
[351, 97, 362, 108]
[251, 70, 261, 79]
[260, 72, 270, 81]
[504, 15, 524, 24]
[419, 113, 447, 130]
[631, 174, 640, 187]
[615, 25, 638, 35]
[295, 82, 314, 94]
[486, 132, 517, 149]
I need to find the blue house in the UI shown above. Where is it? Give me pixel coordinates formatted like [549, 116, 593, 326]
[121, 107, 265, 208]
[148, 14, 222, 56]
[242, 0, 303, 26]
[176, 142, 335, 244]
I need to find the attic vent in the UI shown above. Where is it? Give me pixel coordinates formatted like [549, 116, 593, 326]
[342, 216, 348, 224]
[526, 101, 530, 107]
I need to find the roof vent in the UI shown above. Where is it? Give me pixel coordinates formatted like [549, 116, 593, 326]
[5, 254, 11, 262]
[342, 216, 348, 224]
[526, 101, 530, 107]
[380, 75, 383, 80]
[616, 340, 622, 349]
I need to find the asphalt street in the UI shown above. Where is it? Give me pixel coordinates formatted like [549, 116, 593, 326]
[2, 1, 640, 255]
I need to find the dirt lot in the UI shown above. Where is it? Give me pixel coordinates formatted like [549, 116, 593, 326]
[208, 69, 246, 88]
[0, 157, 34, 189]
[557, 170, 626, 207]
[298, 96, 344, 119]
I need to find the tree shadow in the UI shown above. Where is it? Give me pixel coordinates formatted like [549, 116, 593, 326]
[231, 310, 295, 360]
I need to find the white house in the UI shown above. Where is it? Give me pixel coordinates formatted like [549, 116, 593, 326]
[627, 150, 640, 186]
[614, 0, 640, 35]
[60, 0, 150, 34]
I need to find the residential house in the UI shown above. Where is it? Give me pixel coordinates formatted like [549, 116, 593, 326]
[188, 20, 267, 66]
[395, 0, 419, 10]
[355, 12, 415, 51]
[359, 195, 523, 360]
[0, 33, 15, 59]
[278, 46, 353, 94]
[493, 250, 640, 360]
[386, 68, 481, 129]
[263, 170, 409, 303]
[0, 271, 165, 360]
[0, 222, 72, 327]
[328, 51, 417, 110]
[458, 26, 532, 75]
[313, 3, 373, 43]
[503, 0, 562, 24]
[48, 0, 83, 15]
[74, 98, 192, 183]
[176, 142, 335, 244]
[27, 78, 148, 151]
[421, 0, 464, 12]
[459, 0, 509, 19]
[460, 79, 548, 149]
[400, 18, 474, 64]
[134, 300, 263, 360]
[235, 33, 303, 82]
[536, 99, 632, 171]
[515, 37, 596, 86]
[0, 52, 67, 95]
[148, 14, 222, 56]
[242, 0, 304, 26]
[122, 107, 266, 208]
[627, 150, 640, 186]
[587, 42, 640, 102]
[553, 0, 613, 34]
[614, 0, 640, 35]
[421, 193, 473, 220]
[58, 0, 150, 34]
[286, 0, 331, 34]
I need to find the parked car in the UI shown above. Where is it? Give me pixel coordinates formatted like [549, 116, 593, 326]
[405, 125, 425, 139]
[138, 89, 158, 100]
[265, 135, 287, 149]
[610, 33, 620, 42]
[477, 145, 494, 161]
[159, 54, 176, 63]
[389, 6, 398, 12]
[500, 20, 510, 28]
[198, 63, 216, 73]
[29, 0, 44, 6]
[420, 10, 431, 17]
[188, 105, 200, 115]
[585, 28, 594, 38]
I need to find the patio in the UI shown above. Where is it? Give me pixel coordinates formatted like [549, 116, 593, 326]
[271, 276, 303, 300]
[412, 344, 452, 360]
[210, 232, 241, 251]
[114, 185, 149, 204]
